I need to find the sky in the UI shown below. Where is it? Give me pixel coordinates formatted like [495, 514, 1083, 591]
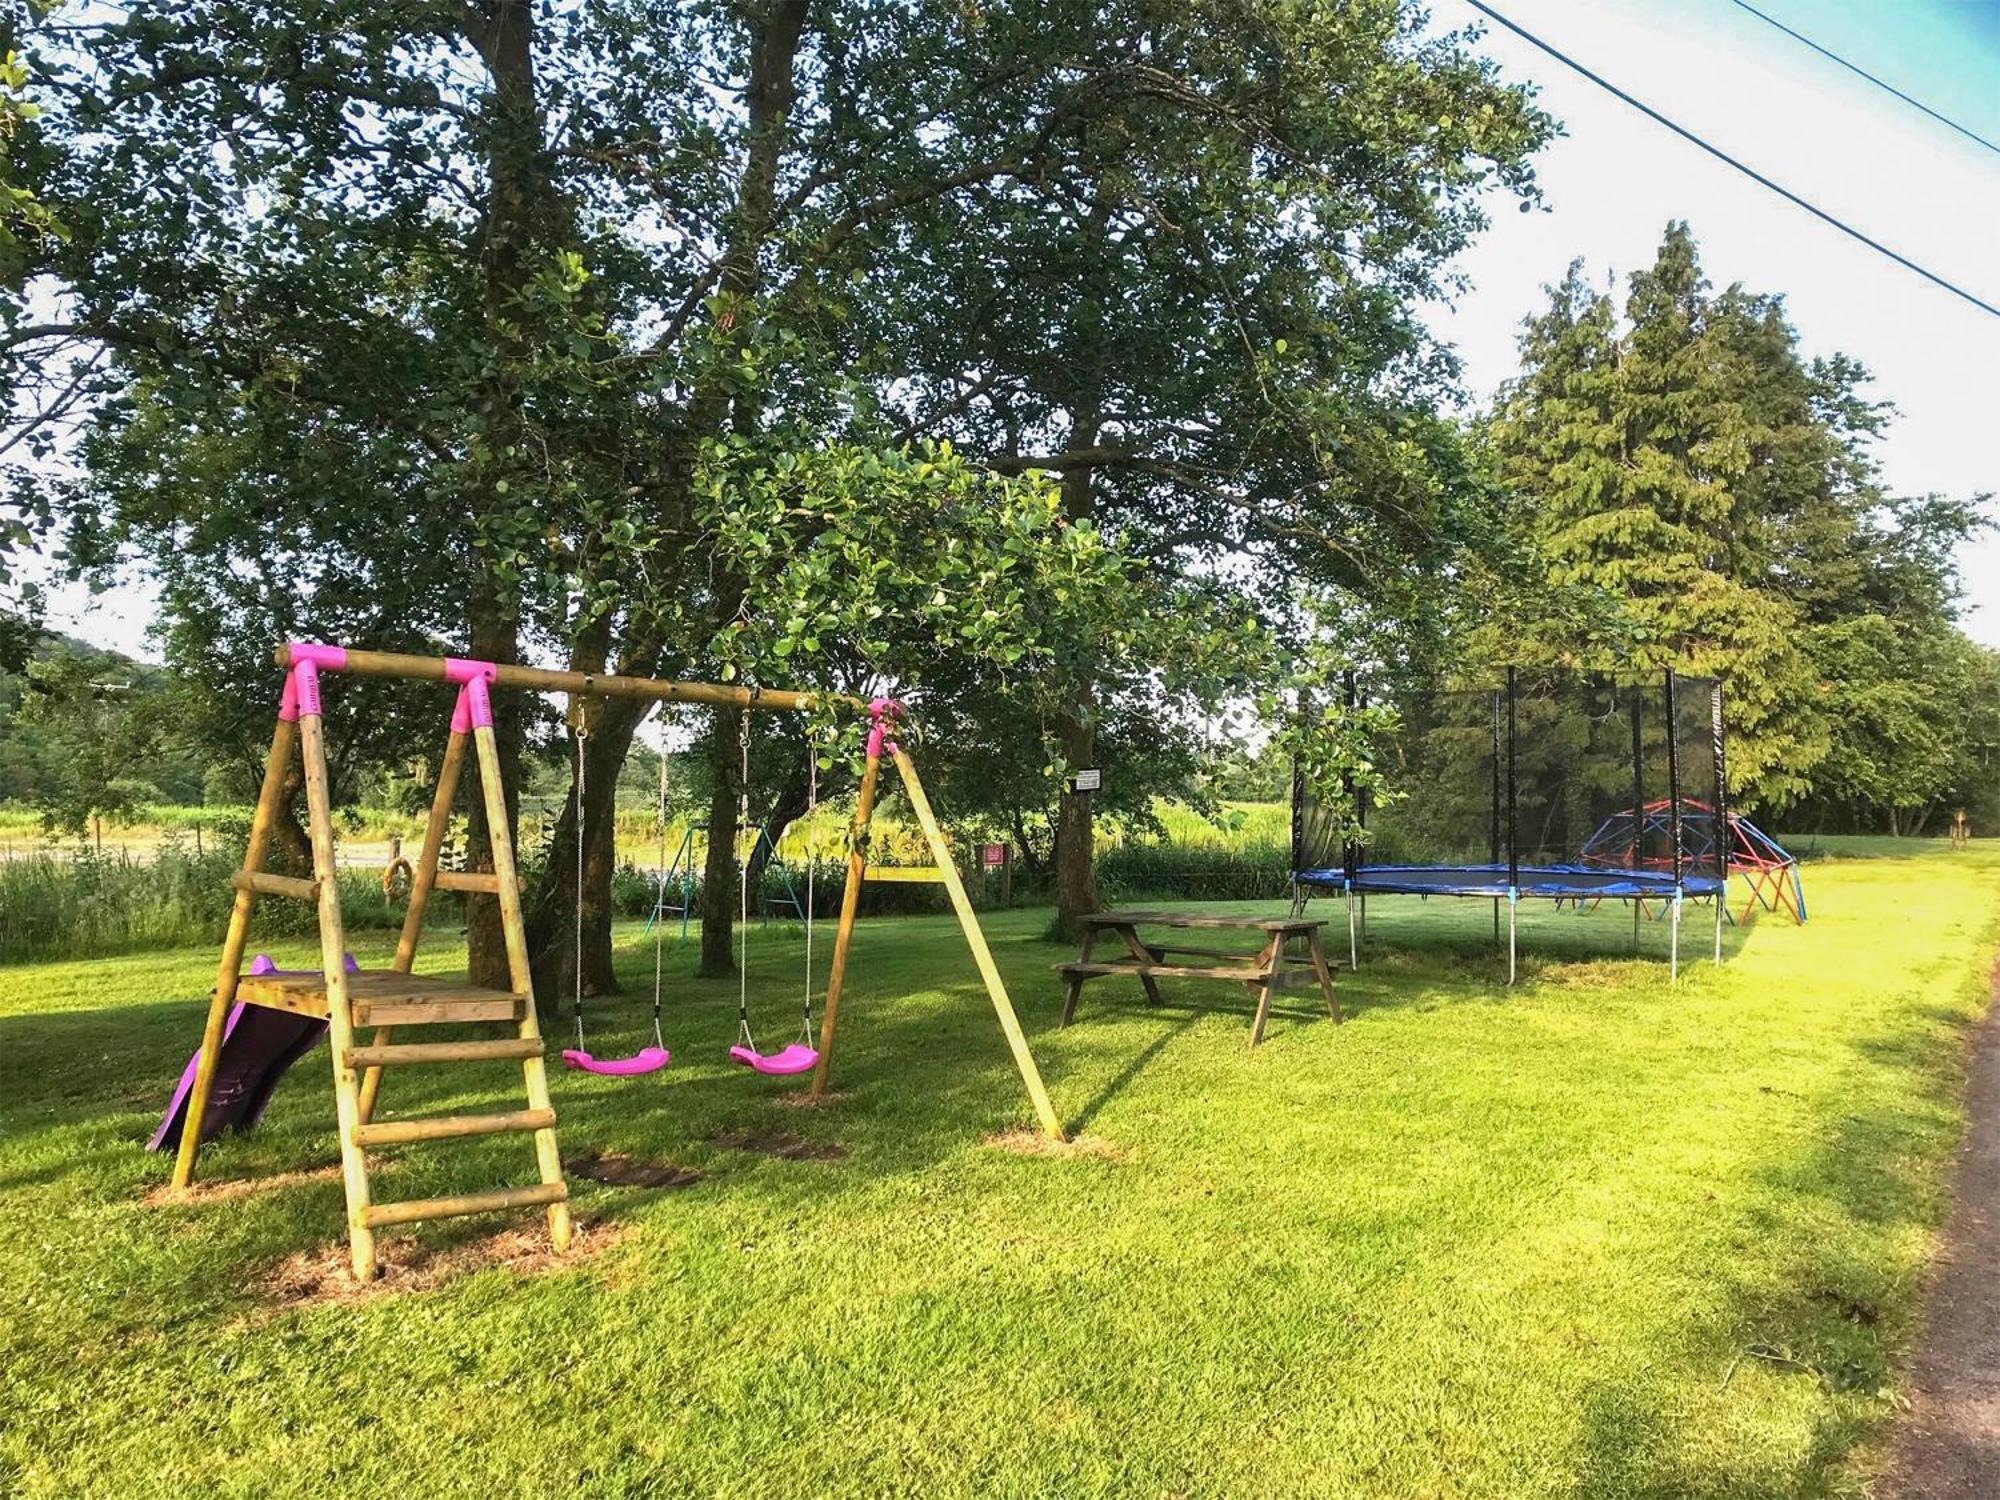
[1427, 0, 2000, 644]
[32, 0, 2000, 657]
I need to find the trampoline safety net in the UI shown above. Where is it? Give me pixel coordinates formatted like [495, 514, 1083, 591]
[1292, 670, 1727, 896]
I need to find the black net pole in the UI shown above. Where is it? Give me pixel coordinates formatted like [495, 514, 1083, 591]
[1630, 683, 1645, 953]
[1343, 671, 1359, 883]
[1506, 667, 1519, 984]
[1505, 668, 1519, 889]
[1490, 686, 1503, 944]
[1289, 691, 1306, 878]
[1712, 679, 1728, 962]
[1664, 668, 1683, 980]
[1664, 670, 1683, 886]
[1628, 687, 1644, 870]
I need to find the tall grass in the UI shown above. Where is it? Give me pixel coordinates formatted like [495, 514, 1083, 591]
[0, 838, 420, 965]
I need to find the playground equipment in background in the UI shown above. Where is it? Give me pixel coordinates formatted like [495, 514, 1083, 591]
[1578, 797, 1805, 926]
[158, 642, 1065, 1280]
[642, 822, 805, 937]
[1294, 668, 1730, 983]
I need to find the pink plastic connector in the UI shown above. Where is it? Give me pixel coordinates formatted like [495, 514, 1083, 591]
[461, 674, 496, 730]
[285, 642, 349, 673]
[867, 697, 905, 758]
[288, 661, 323, 719]
[443, 657, 499, 731]
[443, 656, 499, 686]
[278, 671, 301, 723]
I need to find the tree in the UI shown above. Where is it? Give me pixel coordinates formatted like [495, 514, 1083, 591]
[1487, 222, 1990, 819]
[10, 1, 1548, 978]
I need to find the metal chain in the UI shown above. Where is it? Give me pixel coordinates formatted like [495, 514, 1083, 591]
[736, 705, 753, 1047]
[573, 714, 587, 1051]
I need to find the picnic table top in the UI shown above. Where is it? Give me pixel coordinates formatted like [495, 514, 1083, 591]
[1079, 910, 1326, 933]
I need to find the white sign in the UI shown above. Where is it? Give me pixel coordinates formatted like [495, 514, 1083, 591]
[1071, 768, 1102, 792]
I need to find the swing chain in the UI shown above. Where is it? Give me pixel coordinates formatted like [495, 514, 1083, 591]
[573, 708, 588, 1051]
[736, 701, 754, 1049]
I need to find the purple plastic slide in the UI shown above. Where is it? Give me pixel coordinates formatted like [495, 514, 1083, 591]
[147, 954, 354, 1152]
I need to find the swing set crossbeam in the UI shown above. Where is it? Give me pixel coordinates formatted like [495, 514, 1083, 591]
[274, 643, 845, 712]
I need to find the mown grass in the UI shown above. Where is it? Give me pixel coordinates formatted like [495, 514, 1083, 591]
[0, 840, 1995, 1496]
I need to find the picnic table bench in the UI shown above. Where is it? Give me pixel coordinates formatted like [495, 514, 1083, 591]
[1056, 910, 1339, 1046]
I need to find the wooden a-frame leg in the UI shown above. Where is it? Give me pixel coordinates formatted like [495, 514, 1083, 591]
[891, 747, 1065, 1142]
[809, 745, 881, 1102]
[297, 702, 377, 1280]
[357, 726, 467, 1126]
[469, 714, 572, 1255]
[1247, 932, 1284, 1047]
[172, 715, 297, 1191]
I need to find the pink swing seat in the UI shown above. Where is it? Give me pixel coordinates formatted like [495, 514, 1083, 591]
[728, 1042, 819, 1076]
[562, 1045, 671, 1077]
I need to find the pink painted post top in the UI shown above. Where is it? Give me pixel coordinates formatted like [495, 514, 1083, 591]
[444, 657, 499, 729]
[867, 696, 905, 758]
[279, 643, 348, 720]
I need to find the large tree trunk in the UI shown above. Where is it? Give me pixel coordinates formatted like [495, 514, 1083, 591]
[526, 695, 647, 1011]
[699, 708, 744, 976]
[1050, 435, 1101, 942]
[1051, 712, 1099, 941]
[458, 1, 554, 987]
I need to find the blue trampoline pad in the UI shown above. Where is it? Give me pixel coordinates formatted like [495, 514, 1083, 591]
[1294, 863, 1725, 901]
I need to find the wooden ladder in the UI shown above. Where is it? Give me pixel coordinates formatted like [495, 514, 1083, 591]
[171, 660, 570, 1281]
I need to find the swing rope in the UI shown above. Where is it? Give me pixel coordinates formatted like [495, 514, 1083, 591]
[726, 692, 820, 1077]
[648, 727, 668, 1051]
[561, 700, 669, 1077]
[736, 702, 754, 1051]
[799, 738, 817, 1045]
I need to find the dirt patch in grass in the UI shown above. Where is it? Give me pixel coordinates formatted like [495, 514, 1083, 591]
[774, 1088, 845, 1109]
[983, 1126, 1129, 1161]
[258, 1215, 627, 1310]
[709, 1125, 846, 1161]
[142, 1162, 351, 1209]
[566, 1151, 703, 1190]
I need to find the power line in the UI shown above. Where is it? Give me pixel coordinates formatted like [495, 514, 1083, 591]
[1725, 0, 2000, 160]
[1462, 0, 2000, 321]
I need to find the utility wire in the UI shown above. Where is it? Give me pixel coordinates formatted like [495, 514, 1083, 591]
[1725, 0, 2000, 160]
[1462, 0, 2000, 321]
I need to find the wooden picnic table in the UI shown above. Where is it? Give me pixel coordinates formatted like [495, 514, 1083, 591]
[1055, 910, 1340, 1046]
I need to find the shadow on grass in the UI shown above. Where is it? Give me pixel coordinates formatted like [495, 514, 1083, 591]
[1562, 1017, 1977, 1495]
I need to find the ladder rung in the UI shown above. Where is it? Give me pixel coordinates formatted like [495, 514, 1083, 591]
[346, 1039, 543, 1068]
[360, 1181, 568, 1229]
[230, 870, 319, 900]
[432, 869, 525, 894]
[353, 1108, 555, 1147]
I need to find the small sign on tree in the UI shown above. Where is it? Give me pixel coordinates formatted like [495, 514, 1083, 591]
[1070, 768, 1102, 793]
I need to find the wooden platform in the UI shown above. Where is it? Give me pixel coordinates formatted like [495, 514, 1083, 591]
[236, 970, 528, 1027]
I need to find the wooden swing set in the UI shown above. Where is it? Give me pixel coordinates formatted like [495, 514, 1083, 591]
[167, 642, 1064, 1281]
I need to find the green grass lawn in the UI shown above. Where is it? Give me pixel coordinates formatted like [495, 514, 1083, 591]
[2, 842, 1997, 1496]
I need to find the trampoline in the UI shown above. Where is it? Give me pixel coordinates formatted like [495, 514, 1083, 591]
[1292, 668, 1730, 982]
